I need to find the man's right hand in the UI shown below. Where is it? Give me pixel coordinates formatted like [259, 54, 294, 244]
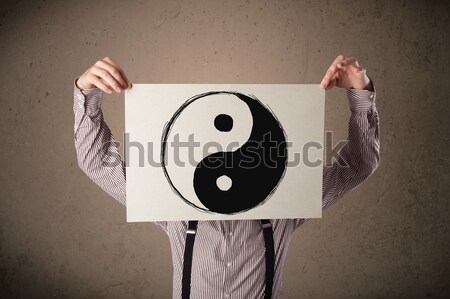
[76, 57, 132, 94]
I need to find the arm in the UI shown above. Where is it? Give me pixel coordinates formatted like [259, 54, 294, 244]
[73, 57, 168, 231]
[294, 55, 380, 228]
[73, 81, 127, 206]
[322, 86, 380, 209]
[74, 57, 130, 206]
[320, 55, 380, 209]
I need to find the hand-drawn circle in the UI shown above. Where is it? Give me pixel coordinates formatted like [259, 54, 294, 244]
[161, 91, 287, 215]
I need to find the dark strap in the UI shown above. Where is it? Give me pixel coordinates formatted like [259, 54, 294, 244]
[261, 219, 275, 299]
[181, 220, 198, 299]
[181, 220, 275, 299]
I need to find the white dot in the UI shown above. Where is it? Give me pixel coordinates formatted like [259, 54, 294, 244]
[216, 175, 232, 191]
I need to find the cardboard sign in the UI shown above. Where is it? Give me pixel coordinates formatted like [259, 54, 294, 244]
[125, 84, 324, 221]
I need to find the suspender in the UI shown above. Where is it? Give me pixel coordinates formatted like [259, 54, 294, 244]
[260, 219, 275, 299]
[181, 220, 198, 299]
[181, 220, 275, 299]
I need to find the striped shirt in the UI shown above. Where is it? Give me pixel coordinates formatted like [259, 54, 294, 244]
[73, 80, 380, 299]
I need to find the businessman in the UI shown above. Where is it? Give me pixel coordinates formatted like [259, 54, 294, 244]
[73, 54, 380, 299]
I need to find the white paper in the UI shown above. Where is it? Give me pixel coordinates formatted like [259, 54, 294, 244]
[125, 84, 324, 222]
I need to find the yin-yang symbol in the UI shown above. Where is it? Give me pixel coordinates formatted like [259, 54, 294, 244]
[161, 91, 287, 215]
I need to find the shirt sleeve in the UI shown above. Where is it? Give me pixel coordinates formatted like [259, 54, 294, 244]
[294, 82, 380, 229]
[72, 78, 168, 230]
[73, 79, 127, 206]
[322, 85, 380, 209]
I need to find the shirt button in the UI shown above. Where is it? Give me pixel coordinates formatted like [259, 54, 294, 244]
[369, 94, 374, 99]
[224, 293, 230, 298]
[226, 262, 232, 267]
[228, 232, 233, 237]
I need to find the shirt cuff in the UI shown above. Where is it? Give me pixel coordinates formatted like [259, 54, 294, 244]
[73, 78, 103, 117]
[346, 81, 376, 112]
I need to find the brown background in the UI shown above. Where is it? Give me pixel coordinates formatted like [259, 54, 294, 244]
[0, 0, 449, 298]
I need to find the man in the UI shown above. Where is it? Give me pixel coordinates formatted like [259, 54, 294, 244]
[73, 55, 380, 299]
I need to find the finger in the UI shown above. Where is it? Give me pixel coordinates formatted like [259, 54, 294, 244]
[89, 74, 112, 94]
[337, 57, 358, 70]
[332, 54, 346, 66]
[348, 65, 367, 77]
[321, 64, 340, 89]
[95, 60, 128, 89]
[338, 57, 357, 66]
[325, 77, 337, 90]
[320, 65, 338, 88]
[320, 55, 346, 88]
[101, 57, 131, 86]
[90, 66, 124, 93]
[103, 57, 132, 88]
[356, 66, 367, 74]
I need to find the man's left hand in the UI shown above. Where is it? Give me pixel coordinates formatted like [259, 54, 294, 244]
[320, 55, 372, 91]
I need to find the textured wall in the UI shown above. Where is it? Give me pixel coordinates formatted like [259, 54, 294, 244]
[0, 0, 449, 298]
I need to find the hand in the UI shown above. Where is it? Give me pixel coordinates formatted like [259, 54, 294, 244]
[320, 55, 372, 91]
[76, 57, 132, 94]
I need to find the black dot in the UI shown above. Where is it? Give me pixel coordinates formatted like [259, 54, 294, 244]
[214, 114, 233, 132]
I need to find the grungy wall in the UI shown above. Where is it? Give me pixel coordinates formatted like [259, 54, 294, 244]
[0, 0, 449, 298]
